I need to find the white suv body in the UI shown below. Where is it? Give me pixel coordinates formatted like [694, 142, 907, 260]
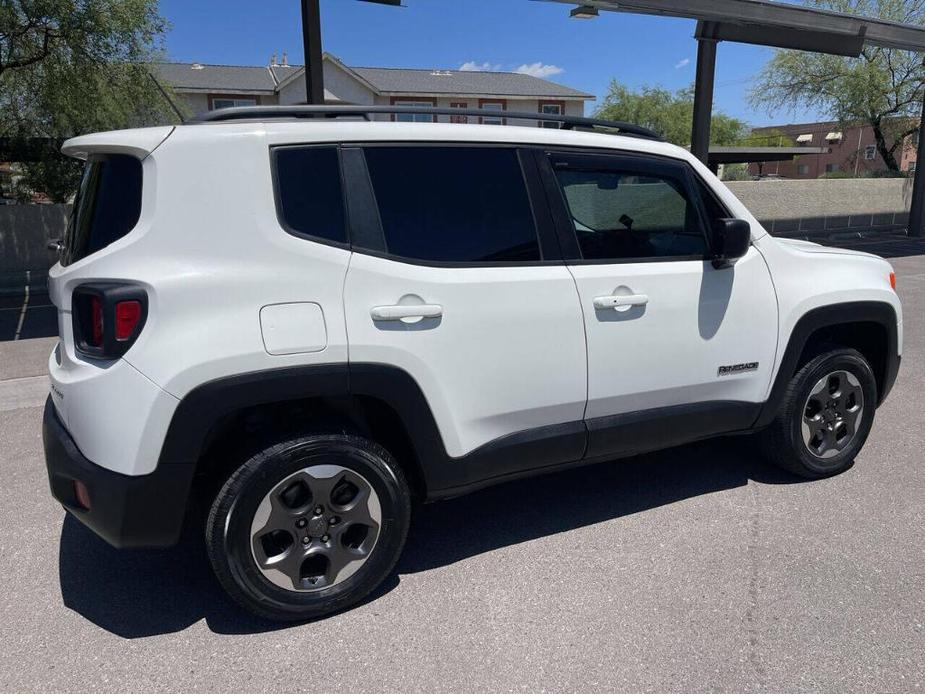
[42, 109, 902, 620]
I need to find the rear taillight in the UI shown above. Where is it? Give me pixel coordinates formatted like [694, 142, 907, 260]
[73, 283, 148, 358]
[115, 300, 142, 340]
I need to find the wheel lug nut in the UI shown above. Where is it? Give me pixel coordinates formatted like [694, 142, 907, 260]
[302, 536, 311, 544]
[314, 506, 323, 515]
[296, 518, 307, 528]
[329, 516, 339, 525]
[321, 534, 330, 542]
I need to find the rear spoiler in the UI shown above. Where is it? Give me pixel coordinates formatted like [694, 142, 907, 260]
[61, 126, 175, 161]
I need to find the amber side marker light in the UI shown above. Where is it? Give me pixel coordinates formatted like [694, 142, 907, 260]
[890, 272, 897, 290]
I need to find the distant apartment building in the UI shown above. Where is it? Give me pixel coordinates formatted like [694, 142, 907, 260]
[154, 53, 593, 126]
[747, 120, 918, 178]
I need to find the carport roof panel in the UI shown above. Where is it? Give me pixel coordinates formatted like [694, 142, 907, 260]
[544, 0, 925, 52]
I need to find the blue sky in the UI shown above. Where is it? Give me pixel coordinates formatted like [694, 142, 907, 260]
[158, 0, 823, 127]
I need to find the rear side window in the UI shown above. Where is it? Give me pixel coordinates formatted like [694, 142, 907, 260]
[61, 154, 142, 266]
[362, 146, 540, 263]
[273, 146, 347, 244]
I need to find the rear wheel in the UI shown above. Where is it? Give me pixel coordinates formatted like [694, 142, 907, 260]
[759, 348, 877, 479]
[206, 434, 411, 621]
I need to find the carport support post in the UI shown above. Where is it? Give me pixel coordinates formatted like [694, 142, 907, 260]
[691, 24, 718, 165]
[300, 0, 325, 105]
[907, 95, 925, 237]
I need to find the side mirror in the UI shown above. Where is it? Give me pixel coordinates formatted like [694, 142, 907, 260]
[711, 218, 751, 268]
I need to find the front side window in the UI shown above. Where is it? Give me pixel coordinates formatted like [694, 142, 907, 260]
[211, 97, 257, 110]
[363, 146, 540, 263]
[394, 101, 436, 123]
[553, 162, 709, 261]
[864, 145, 877, 161]
[273, 146, 347, 244]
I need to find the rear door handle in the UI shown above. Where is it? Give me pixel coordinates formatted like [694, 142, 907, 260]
[593, 294, 649, 310]
[370, 304, 443, 321]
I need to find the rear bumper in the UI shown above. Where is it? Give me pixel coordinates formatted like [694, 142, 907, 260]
[42, 397, 194, 548]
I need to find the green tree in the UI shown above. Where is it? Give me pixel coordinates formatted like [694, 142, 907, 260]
[750, 0, 925, 172]
[595, 81, 750, 146]
[0, 0, 182, 201]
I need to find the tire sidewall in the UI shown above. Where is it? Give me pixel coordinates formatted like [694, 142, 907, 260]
[787, 350, 877, 476]
[211, 436, 410, 620]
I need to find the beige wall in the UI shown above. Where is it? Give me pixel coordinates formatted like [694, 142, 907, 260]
[370, 95, 586, 125]
[176, 92, 277, 117]
[725, 178, 911, 236]
[278, 61, 376, 106]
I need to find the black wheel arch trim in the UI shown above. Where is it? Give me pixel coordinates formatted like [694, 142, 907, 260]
[159, 363, 770, 503]
[753, 300, 900, 429]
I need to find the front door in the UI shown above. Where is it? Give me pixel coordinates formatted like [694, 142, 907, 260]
[541, 150, 778, 458]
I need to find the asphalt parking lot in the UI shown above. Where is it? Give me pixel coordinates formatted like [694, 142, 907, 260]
[1, 241, 923, 693]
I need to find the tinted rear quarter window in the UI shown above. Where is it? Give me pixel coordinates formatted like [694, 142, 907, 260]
[273, 146, 347, 244]
[61, 154, 143, 266]
[362, 146, 540, 263]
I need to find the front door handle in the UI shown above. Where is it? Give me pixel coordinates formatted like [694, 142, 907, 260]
[593, 294, 649, 310]
[370, 304, 443, 321]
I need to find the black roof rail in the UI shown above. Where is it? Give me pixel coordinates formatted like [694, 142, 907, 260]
[189, 105, 662, 140]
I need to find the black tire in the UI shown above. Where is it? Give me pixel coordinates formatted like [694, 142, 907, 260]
[206, 434, 411, 622]
[758, 347, 877, 479]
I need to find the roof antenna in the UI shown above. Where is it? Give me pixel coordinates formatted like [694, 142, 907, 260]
[282, 51, 289, 67]
[270, 53, 278, 66]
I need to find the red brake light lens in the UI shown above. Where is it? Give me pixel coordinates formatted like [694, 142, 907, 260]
[889, 272, 896, 291]
[90, 295, 104, 347]
[115, 300, 142, 341]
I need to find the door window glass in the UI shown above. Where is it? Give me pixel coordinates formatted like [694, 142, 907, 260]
[363, 146, 540, 263]
[554, 165, 709, 261]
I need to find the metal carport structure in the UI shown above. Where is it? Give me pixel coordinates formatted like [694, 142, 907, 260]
[543, 0, 925, 236]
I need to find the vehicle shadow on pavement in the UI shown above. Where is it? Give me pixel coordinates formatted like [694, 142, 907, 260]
[58, 436, 801, 638]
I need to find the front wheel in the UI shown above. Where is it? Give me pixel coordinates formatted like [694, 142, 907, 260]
[206, 434, 411, 621]
[758, 348, 878, 479]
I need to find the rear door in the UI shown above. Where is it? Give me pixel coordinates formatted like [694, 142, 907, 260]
[342, 144, 587, 467]
[539, 149, 778, 458]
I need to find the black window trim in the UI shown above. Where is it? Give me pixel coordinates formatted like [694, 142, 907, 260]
[269, 143, 352, 250]
[343, 142, 562, 269]
[539, 148, 718, 265]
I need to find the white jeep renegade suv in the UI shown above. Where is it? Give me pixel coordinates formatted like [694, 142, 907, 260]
[42, 106, 902, 621]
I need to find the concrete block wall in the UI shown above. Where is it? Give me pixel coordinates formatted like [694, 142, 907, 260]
[724, 178, 911, 238]
[0, 204, 68, 295]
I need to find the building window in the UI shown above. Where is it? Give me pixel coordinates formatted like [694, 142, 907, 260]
[864, 145, 877, 161]
[479, 100, 506, 125]
[450, 102, 468, 124]
[210, 97, 257, 110]
[825, 163, 840, 173]
[797, 164, 810, 176]
[539, 101, 564, 128]
[393, 100, 437, 123]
